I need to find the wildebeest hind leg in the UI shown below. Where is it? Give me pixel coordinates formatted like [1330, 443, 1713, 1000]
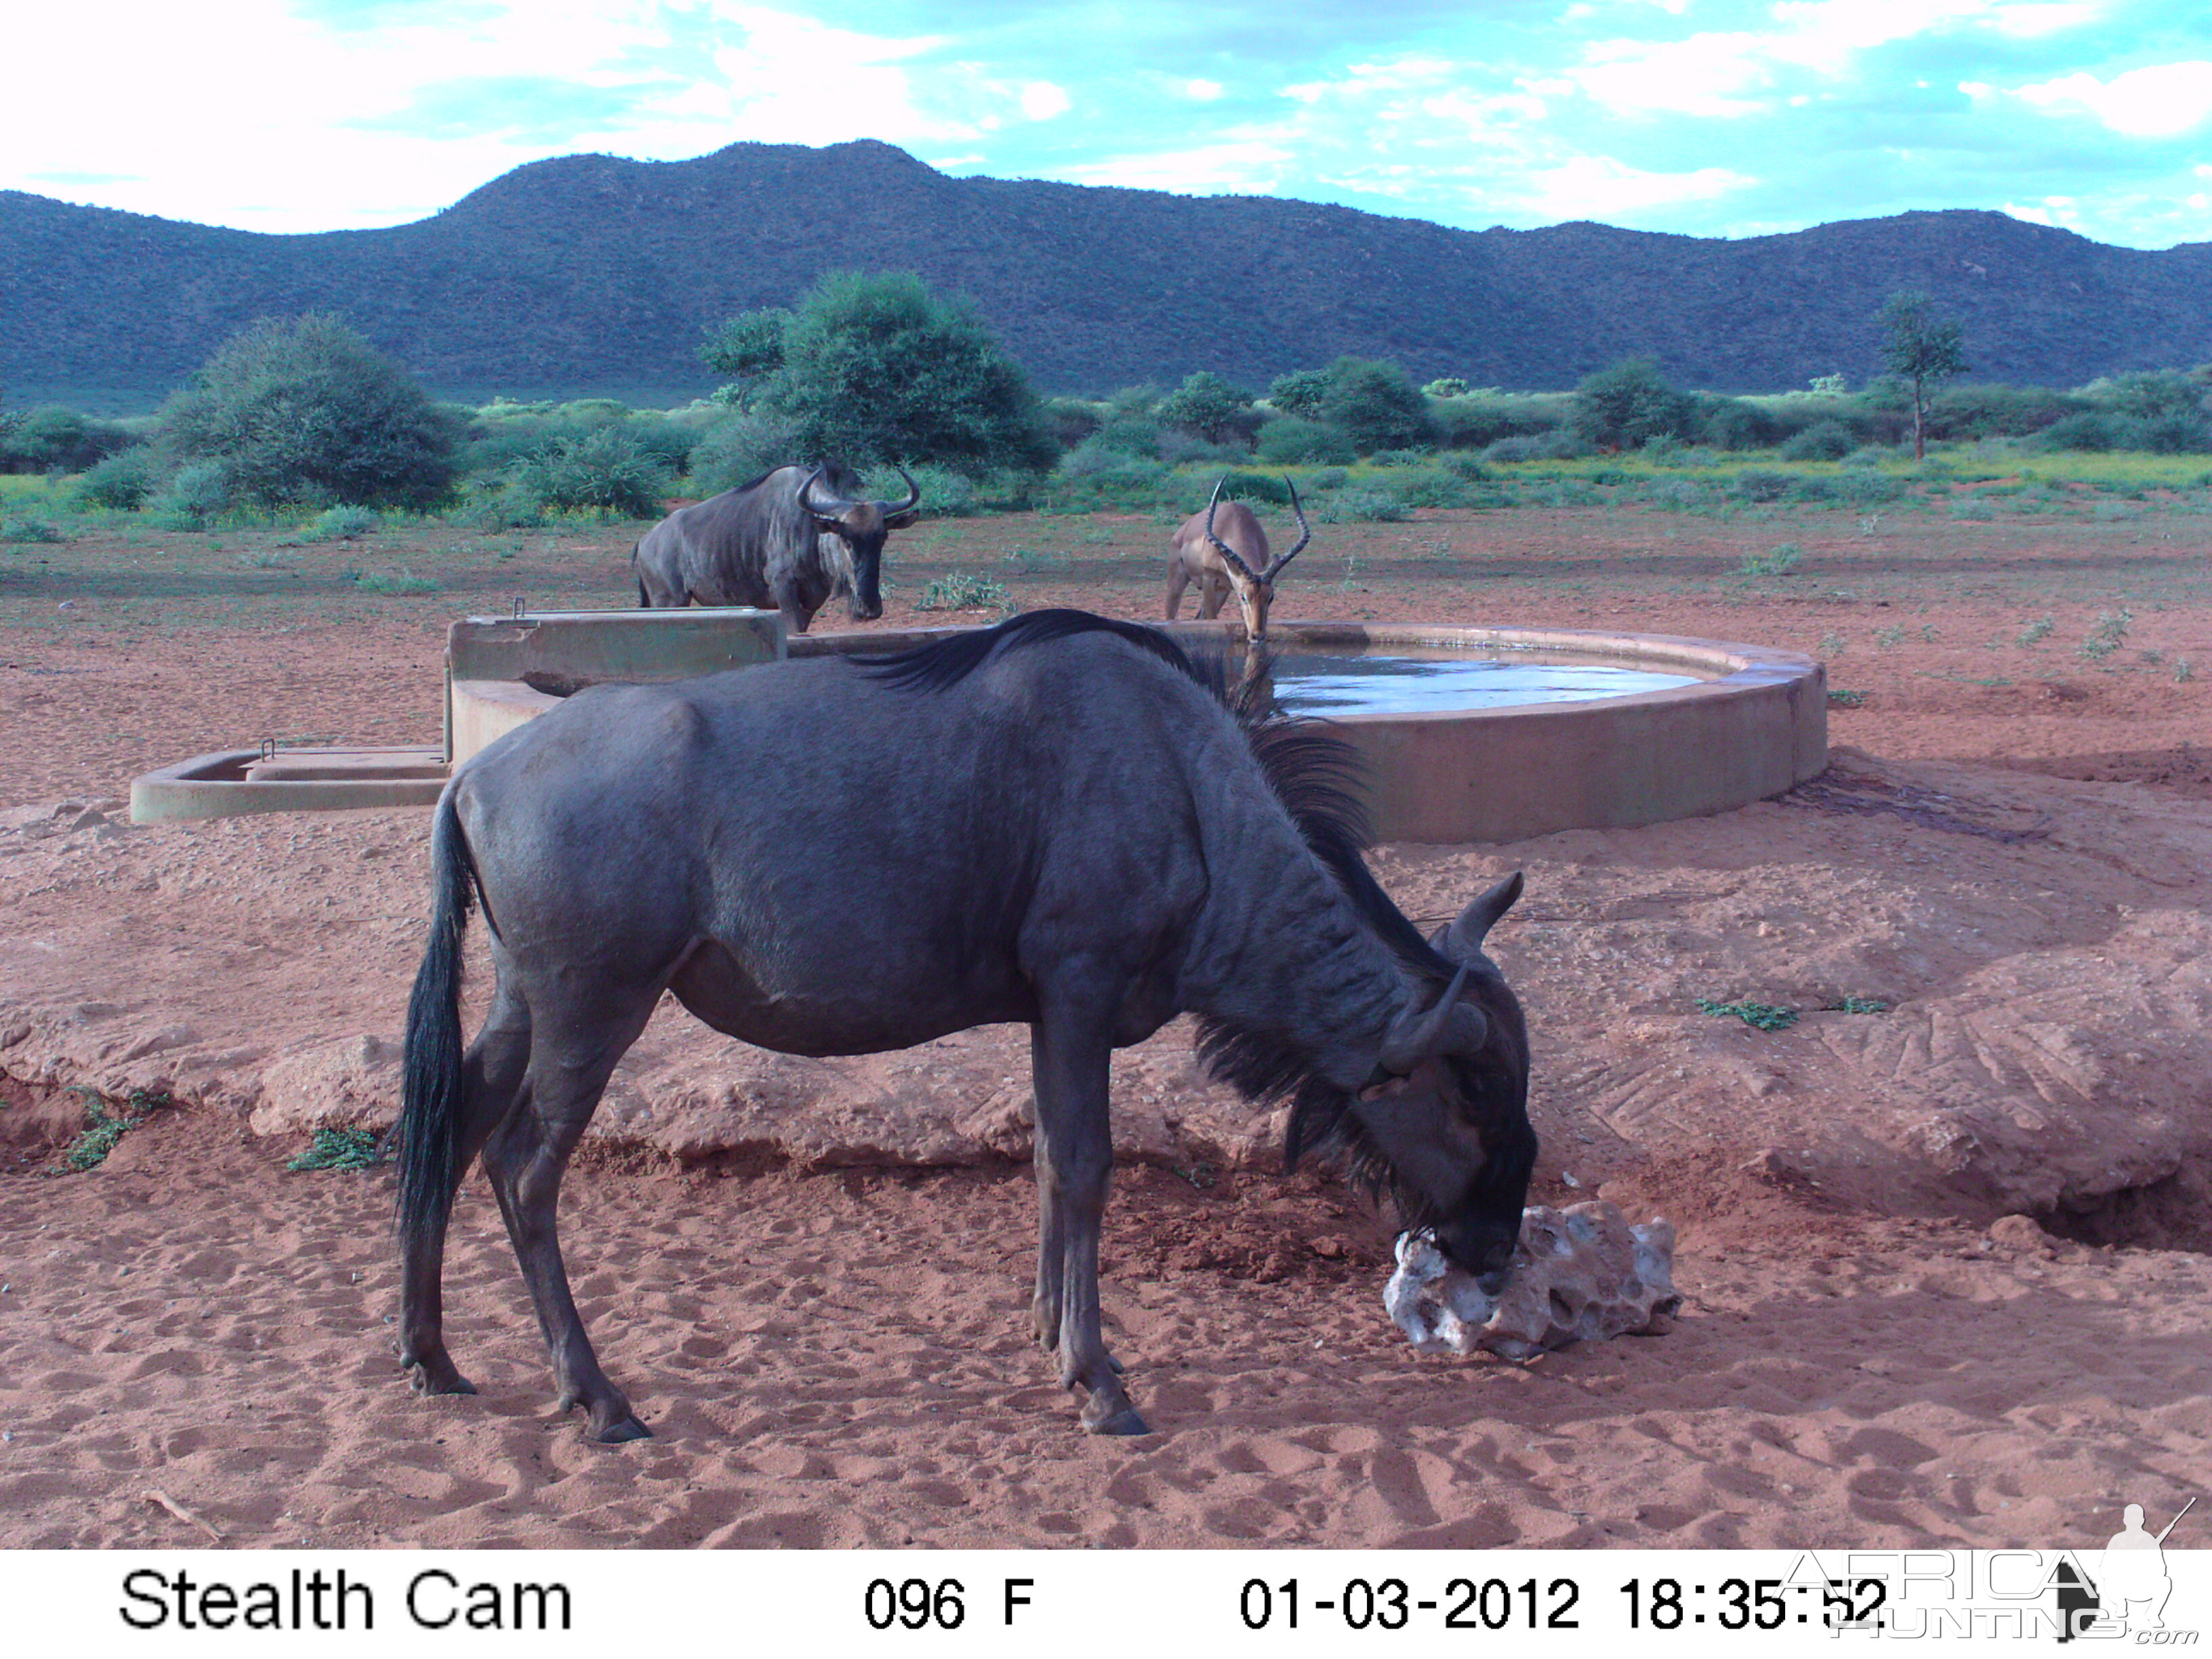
[400, 990, 532, 1399]
[481, 987, 659, 1443]
[1029, 1002, 1148, 1436]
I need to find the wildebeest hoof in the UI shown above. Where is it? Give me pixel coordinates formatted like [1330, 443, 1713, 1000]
[1082, 1404, 1151, 1437]
[405, 1360, 477, 1397]
[592, 1415, 652, 1445]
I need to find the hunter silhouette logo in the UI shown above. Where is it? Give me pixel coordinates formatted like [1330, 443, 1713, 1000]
[2057, 1496, 2196, 1641]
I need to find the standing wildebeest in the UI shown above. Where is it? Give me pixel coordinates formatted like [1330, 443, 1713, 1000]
[396, 610, 1533, 1441]
[631, 462, 921, 632]
[1166, 476, 1312, 642]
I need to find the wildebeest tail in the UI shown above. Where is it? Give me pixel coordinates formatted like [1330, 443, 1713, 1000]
[396, 787, 476, 1256]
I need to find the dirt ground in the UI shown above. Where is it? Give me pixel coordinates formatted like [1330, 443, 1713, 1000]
[1, 495, 2207, 1550]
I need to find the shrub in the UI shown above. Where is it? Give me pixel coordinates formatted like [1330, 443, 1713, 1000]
[515, 428, 674, 518]
[1327, 486, 1409, 522]
[685, 409, 808, 495]
[745, 270, 1057, 474]
[1431, 396, 1568, 450]
[1211, 472, 1293, 505]
[1317, 358, 1437, 454]
[352, 569, 441, 594]
[74, 447, 158, 510]
[1267, 368, 1333, 418]
[1422, 377, 1471, 398]
[897, 462, 980, 517]
[1780, 419, 1856, 462]
[1, 513, 63, 543]
[2037, 412, 2120, 452]
[1254, 417, 1357, 466]
[302, 504, 380, 541]
[1041, 398, 1102, 449]
[1698, 397, 1785, 451]
[0, 405, 139, 474]
[158, 314, 461, 509]
[147, 460, 233, 528]
[2122, 411, 2212, 453]
[1154, 371, 1257, 445]
[1481, 430, 1593, 463]
[1729, 469, 1794, 503]
[1572, 358, 1693, 450]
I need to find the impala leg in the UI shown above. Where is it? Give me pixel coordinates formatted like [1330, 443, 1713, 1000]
[480, 989, 659, 1443]
[1029, 1000, 1147, 1436]
[398, 988, 532, 1399]
[1164, 556, 1191, 621]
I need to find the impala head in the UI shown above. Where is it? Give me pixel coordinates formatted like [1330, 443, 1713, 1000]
[1347, 872, 1534, 1293]
[801, 464, 922, 621]
[1202, 476, 1311, 642]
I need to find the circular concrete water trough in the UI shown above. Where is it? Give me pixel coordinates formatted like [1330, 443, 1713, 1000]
[136, 609, 1823, 841]
[787, 618, 1828, 845]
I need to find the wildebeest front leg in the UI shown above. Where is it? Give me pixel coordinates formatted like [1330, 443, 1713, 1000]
[1029, 1004, 1147, 1436]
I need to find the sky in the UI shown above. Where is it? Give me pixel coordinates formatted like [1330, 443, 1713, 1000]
[7, 0, 2212, 247]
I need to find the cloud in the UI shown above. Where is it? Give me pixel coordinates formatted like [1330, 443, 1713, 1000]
[1526, 154, 1757, 219]
[2013, 61, 2212, 138]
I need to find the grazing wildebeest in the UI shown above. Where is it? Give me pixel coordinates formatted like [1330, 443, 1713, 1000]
[396, 610, 1533, 1441]
[1166, 476, 1312, 642]
[631, 462, 921, 632]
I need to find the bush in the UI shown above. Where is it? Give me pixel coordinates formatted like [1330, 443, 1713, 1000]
[2122, 411, 2212, 453]
[1, 513, 63, 543]
[515, 428, 674, 518]
[75, 447, 159, 510]
[147, 461, 233, 527]
[1432, 396, 1567, 450]
[1481, 430, 1593, 463]
[1267, 369, 1333, 419]
[1317, 358, 1437, 454]
[2038, 412, 2121, 452]
[1572, 358, 1694, 450]
[1327, 486, 1410, 522]
[744, 270, 1056, 475]
[1041, 398, 1101, 449]
[1780, 419, 1856, 462]
[684, 409, 808, 496]
[916, 571, 1015, 613]
[158, 314, 460, 509]
[1255, 417, 1357, 466]
[1154, 371, 1257, 445]
[0, 405, 139, 474]
[1729, 468, 1794, 503]
[1212, 472, 1294, 506]
[302, 504, 380, 541]
[1925, 383, 2086, 441]
[1422, 377, 1471, 398]
[1698, 397, 1785, 451]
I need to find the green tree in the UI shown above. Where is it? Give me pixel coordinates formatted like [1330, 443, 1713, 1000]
[1571, 357, 1692, 450]
[1877, 291, 1967, 461]
[1153, 371, 1256, 445]
[698, 307, 792, 408]
[1267, 368, 1333, 418]
[159, 314, 459, 508]
[1318, 357, 1437, 453]
[739, 271, 1054, 476]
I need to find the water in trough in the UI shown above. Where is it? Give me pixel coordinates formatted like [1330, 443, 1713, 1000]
[1265, 649, 1702, 716]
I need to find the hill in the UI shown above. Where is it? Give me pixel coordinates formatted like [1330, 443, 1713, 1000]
[7, 139, 2212, 410]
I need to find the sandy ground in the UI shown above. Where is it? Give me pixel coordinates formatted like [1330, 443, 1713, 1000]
[1, 498, 2208, 1551]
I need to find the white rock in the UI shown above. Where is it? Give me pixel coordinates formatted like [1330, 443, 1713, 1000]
[1385, 1200, 1681, 1360]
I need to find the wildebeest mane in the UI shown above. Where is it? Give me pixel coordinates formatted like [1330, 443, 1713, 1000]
[865, 610, 1458, 1214]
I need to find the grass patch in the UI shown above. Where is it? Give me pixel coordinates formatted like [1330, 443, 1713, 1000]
[287, 1126, 385, 1172]
[1695, 998, 1799, 1032]
[2077, 607, 2131, 661]
[916, 571, 1015, 614]
[1823, 996, 1891, 1015]
[1827, 688, 1866, 708]
[59, 1087, 169, 1172]
[1736, 542, 1803, 577]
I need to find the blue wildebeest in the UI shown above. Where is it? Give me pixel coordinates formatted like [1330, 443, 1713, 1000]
[396, 610, 1533, 1441]
[631, 462, 921, 632]
[1166, 475, 1312, 642]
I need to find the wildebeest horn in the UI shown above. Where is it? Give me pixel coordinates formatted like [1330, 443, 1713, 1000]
[1263, 476, 1311, 579]
[1202, 477, 1261, 583]
[1441, 872, 1525, 963]
[873, 464, 921, 517]
[1378, 961, 1488, 1074]
[800, 464, 856, 521]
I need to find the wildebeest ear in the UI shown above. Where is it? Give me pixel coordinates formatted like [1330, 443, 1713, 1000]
[1443, 871, 1524, 962]
[883, 510, 920, 531]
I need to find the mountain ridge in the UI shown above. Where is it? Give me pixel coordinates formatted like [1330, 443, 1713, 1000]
[7, 138, 2210, 410]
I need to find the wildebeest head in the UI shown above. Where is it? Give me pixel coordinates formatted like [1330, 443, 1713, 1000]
[801, 464, 922, 621]
[1349, 872, 1534, 1294]
[1201, 476, 1311, 642]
